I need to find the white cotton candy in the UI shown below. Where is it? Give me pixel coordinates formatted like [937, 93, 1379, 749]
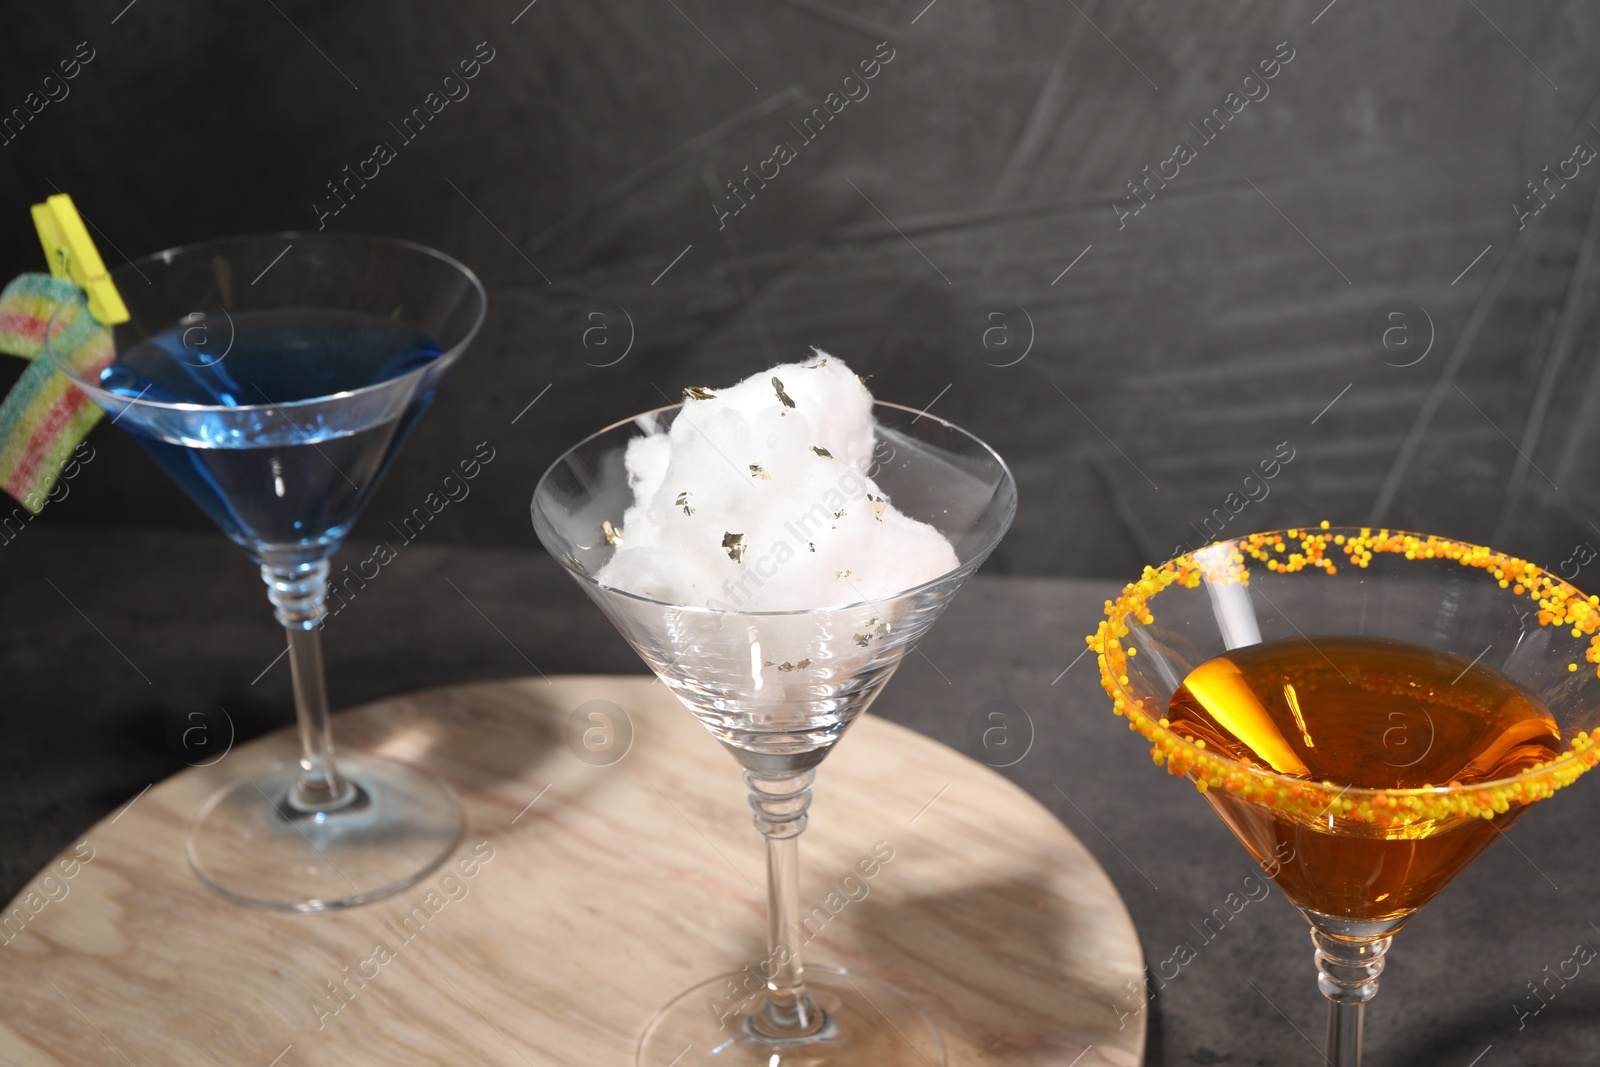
[596, 353, 959, 612]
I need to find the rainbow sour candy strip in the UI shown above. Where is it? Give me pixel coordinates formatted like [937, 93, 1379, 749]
[0, 273, 111, 513]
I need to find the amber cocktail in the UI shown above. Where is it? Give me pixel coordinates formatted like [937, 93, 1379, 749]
[1091, 526, 1600, 1066]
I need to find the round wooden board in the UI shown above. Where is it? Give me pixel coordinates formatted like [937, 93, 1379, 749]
[0, 676, 1146, 1066]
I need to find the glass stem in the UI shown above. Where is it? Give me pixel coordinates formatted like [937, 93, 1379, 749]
[1326, 1002, 1363, 1067]
[745, 767, 827, 1041]
[1313, 930, 1390, 1067]
[261, 560, 355, 813]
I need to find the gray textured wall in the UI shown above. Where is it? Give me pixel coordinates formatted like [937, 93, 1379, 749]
[5, 1, 1600, 578]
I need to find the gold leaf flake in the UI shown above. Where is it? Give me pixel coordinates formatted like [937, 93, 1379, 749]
[853, 617, 891, 646]
[723, 532, 747, 563]
[833, 509, 845, 520]
[775, 659, 811, 672]
[836, 569, 852, 579]
[868, 494, 887, 521]
[857, 374, 874, 385]
[749, 463, 771, 480]
[603, 521, 623, 545]
[772, 377, 796, 409]
[676, 491, 694, 516]
[565, 553, 586, 572]
[807, 349, 828, 369]
[683, 386, 717, 401]
[810, 446, 833, 459]
[807, 542, 815, 553]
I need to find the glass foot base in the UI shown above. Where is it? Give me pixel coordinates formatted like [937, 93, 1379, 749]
[185, 754, 464, 913]
[637, 965, 944, 1066]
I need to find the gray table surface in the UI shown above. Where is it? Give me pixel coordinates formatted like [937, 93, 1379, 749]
[3, 527, 1595, 1066]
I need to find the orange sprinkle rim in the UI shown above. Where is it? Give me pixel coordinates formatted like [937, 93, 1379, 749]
[1089, 524, 1600, 826]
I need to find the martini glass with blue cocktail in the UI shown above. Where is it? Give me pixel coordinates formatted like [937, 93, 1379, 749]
[47, 232, 486, 912]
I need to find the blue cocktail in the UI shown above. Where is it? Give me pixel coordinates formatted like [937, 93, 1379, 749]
[48, 234, 486, 911]
[105, 307, 444, 559]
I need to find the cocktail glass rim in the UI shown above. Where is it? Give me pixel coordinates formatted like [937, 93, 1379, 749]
[43, 230, 487, 418]
[1094, 523, 1600, 809]
[531, 398, 1018, 617]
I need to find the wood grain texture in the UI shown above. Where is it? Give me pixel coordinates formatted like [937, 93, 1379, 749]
[0, 676, 1146, 1066]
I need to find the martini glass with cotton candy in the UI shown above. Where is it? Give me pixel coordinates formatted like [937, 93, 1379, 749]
[533, 355, 1016, 1066]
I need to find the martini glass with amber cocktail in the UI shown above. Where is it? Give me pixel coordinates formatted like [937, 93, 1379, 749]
[1091, 526, 1600, 1066]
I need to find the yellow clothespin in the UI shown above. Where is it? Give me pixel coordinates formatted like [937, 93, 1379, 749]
[30, 193, 129, 325]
